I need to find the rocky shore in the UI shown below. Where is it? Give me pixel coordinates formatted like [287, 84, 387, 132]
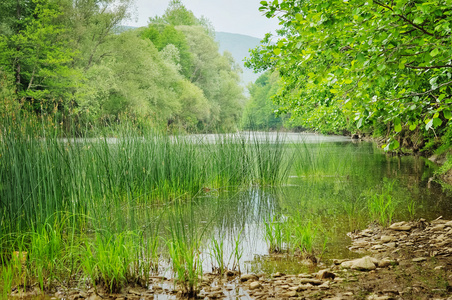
[9, 218, 452, 299]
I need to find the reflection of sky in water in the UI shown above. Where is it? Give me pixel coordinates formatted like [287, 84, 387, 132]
[151, 140, 452, 279]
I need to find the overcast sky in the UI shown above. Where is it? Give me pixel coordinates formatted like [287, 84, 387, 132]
[127, 0, 281, 39]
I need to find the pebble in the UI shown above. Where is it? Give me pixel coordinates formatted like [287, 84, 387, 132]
[249, 281, 262, 290]
[240, 273, 259, 282]
[412, 257, 427, 262]
[381, 235, 396, 243]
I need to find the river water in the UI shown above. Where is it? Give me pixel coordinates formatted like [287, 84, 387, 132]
[153, 133, 452, 275]
[4, 132, 452, 299]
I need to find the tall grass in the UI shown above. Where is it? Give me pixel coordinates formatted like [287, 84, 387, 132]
[366, 179, 397, 227]
[166, 205, 205, 297]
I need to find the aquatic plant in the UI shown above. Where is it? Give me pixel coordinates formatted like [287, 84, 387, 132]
[367, 179, 397, 227]
[253, 133, 292, 185]
[264, 215, 286, 253]
[231, 228, 243, 273]
[209, 235, 226, 274]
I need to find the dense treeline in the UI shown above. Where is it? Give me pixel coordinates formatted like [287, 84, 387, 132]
[0, 0, 244, 132]
[246, 0, 452, 153]
[242, 71, 285, 130]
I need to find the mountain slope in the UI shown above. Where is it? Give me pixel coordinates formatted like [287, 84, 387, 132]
[215, 31, 262, 86]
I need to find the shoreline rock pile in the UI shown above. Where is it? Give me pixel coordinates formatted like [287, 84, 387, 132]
[346, 217, 452, 259]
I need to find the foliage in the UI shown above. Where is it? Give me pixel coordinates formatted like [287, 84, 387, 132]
[242, 71, 286, 130]
[365, 179, 397, 227]
[177, 25, 245, 131]
[246, 0, 452, 150]
[0, 0, 244, 133]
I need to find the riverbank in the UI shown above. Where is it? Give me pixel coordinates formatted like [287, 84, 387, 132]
[7, 218, 452, 300]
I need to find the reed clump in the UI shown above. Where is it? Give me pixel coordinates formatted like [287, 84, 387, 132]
[0, 111, 291, 295]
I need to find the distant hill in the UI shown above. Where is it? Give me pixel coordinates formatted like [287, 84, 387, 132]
[215, 32, 262, 87]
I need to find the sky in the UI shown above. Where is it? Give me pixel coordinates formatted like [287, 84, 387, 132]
[126, 0, 281, 39]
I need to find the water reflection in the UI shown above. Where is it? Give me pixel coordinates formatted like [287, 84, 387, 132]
[151, 140, 452, 276]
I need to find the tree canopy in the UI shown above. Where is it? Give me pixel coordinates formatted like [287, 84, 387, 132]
[246, 0, 452, 150]
[0, 0, 245, 133]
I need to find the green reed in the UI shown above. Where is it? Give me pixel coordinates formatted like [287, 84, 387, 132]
[366, 179, 397, 227]
[166, 205, 205, 297]
[210, 235, 226, 274]
[264, 215, 286, 253]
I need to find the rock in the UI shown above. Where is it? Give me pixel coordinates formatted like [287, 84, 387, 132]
[249, 282, 262, 290]
[240, 273, 259, 282]
[205, 291, 223, 299]
[128, 289, 142, 296]
[316, 269, 336, 280]
[281, 291, 297, 297]
[299, 278, 322, 285]
[370, 244, 385, 250]
[381, 235, 397, 243]
[432, 224, 446, 231]
[385, 242, 396, 248]
[412, 257, 427, 262]
[333, 259, 348, 265]
[87, 294, 103, 300]
[378, 258, 395, 268]
[341, 256, 376, 271]
[296, 284, 312, 291]
[272, 272, 285, 278]
[279, 284, 290, 289]
[389, 222, 412, 231]
[319, 281, 331, 289]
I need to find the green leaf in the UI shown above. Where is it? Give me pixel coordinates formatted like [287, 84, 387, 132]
[394, 123, 402, 132]
[392, 140, 400, 150]
[273, 48, 281, 55]
[295, 14, 304, 22]
[430, 48, 440, 57]
[413, 17, 424, 24]
[444, 110, 452, 120]
[433, 117, 443, 128]
[357, 117, 363, 128]
[409, 123, 417, 131]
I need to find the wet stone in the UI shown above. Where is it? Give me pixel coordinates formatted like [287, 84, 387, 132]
[240, 273, 259, 282]
[249, 282, 262, 290]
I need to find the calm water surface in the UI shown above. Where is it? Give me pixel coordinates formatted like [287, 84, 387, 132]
[7, 133, 452, 299]
[153, 134, 452, 275]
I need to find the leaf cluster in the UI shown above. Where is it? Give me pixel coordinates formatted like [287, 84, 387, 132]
[247, 0, 452, 150]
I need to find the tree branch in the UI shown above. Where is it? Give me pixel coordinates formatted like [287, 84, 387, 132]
[405, 64, 452, 70]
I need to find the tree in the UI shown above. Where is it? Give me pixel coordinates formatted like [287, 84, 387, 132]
[246, 0, 452, 150]
[242, 71, 285, 130]
[0, 0, 77, 105]
[141, 24, 194, 78]
[178, 25, 245, 130]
